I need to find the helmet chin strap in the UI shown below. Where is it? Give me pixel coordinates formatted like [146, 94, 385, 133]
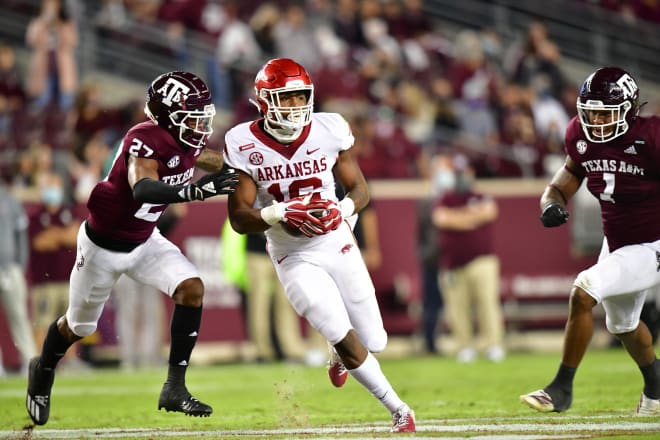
[263, 119, 302, 143]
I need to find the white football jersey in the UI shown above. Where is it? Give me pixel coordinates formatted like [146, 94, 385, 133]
[224, 112, 354, 246]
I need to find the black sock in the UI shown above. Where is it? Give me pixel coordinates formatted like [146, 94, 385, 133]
[548, 363, 576, 393]
[640, 358, 660, 399]
[40, 319, 74, 370]
[167, 304, 202, 385]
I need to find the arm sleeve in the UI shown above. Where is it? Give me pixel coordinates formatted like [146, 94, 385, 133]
[133, 178, 185, 204]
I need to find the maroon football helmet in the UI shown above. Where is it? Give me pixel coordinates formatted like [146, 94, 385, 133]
[253, 58, 314, 143]
[145, 71, 215, 149]
[576, 66, 640, 143]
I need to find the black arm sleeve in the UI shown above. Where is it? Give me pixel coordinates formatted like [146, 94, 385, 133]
[133, 178, 185, 204]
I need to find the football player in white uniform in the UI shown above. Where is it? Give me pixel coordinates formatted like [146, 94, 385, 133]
[224, 58, 416, 433]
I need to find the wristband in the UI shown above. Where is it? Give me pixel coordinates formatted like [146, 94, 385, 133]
[338, 197, 355, 218]
[260, 202, 284, 225]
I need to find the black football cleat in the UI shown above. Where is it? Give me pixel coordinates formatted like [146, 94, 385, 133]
[158, 382, 212, 417]
[26, 357, 55, 425]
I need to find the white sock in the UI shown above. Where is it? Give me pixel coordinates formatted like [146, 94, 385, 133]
[348, 352, 404, 413]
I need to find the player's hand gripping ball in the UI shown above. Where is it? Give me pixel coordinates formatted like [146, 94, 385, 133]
[281, 194, 342, 237]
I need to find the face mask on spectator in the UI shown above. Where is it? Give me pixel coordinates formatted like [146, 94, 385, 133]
[42, 185, 63, 206]
[433, 170, 455, 195]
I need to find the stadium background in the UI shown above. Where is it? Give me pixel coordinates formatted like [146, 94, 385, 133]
[1, 0, 660, 369]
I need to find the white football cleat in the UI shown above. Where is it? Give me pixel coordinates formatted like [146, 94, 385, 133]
[637, 393, 660, 416]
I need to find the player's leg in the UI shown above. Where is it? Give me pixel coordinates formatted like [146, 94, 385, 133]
[0, 263, 37, 369]
[605, 290, 660, 415]
[324, 239, 416, 433]
[129, 230, 211, 417]
[114, 275, 140, 369]
[272, 270, 307, 362]
[245, 252, 276, 361]
[139, 282, 164, 367]
[27, 223, 118, 425]
[522, 241, 660, 413]
[442, 268, 475, 362]
[470, 256, 505, 362]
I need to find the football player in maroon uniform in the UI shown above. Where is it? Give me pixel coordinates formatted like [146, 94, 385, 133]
[521, 67, 660, 415]
[26, 71, 238, 425]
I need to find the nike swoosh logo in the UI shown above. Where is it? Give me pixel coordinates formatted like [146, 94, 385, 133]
[307, 148, 320, 155]
[276, 255, 289, 264]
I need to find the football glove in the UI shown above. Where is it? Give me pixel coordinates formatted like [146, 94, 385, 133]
[313, 199, 342, 232]
[179, 168, 239, 201]
[540, 202, 569, 227]
[260, 193, 340, 237]
[281, 195, 330, 237]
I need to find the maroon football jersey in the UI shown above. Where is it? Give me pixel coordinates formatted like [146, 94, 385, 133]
[28, 205, 83, 284]
[87, 121, 201, 243]
[436, 191, 496, 269]
[564, 115, 660, 251]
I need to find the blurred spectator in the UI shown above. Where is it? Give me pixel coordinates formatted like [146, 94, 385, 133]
[396, 79, 437, 145]
[11, 142, 57, 201]
[432, 155, 505, 363]
[416, 154, 455, 354]
[215, 1, 262, 106]
[331, 0, 367, 49]
[28, 172, 86, 369]
[505, 21, 567, 99]
[0, 43, 26, 154]
[69, 133, 110, 203]
[353, 109, 422, 179]
[221, 219, 307, 363]
[248, 3, 280, 59]
[273, 4, 323, 73]
[0, 180, 37, 376]
[113, 275, 165, 369]
[25, 0, 78, 113]
[314, 50, 369, 110]
[72, 82, 124, 148]
[246, 231, 308, 363]
[447, 30, 499, 154]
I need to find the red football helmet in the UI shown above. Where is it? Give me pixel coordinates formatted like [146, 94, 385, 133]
[145, 71, 215, 149]
[253, 58, 314, 143]
[576, 66, 640, 143]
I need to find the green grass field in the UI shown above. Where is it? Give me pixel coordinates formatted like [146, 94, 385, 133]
[2, 348, 660, 439]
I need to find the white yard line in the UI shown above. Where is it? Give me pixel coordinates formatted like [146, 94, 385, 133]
[1, 419, 659, 439]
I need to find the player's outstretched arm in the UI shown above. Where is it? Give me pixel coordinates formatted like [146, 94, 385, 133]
[129, 155, 238, 204]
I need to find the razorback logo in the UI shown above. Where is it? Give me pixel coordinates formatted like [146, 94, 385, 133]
[340, 244, 353, 254]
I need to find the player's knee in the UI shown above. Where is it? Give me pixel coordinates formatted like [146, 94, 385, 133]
[364, 329, 388, 353]
[173, 277, 204, 307]
[569, 286, 596, 311]
[62, 317, 94, 338]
